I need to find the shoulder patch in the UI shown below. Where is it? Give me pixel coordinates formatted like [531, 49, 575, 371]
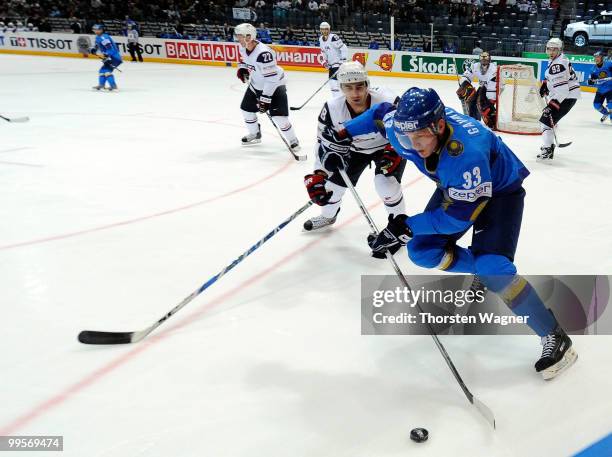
[447, 139, 464, 157]
[331, 34, 339, 41]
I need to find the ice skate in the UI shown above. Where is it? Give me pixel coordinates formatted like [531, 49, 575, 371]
[242, 124, 261, 145]
[535, 325, 577, 380]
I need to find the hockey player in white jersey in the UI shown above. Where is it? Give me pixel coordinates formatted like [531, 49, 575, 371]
[456, 52, 498, 128]
[537, 38, 580, 160]
[319, 22, 348, 96]
[303, 61, 406, 232]
[235, 23, 300, 152]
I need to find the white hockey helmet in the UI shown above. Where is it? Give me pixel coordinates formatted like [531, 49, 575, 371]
[235, 23, 257, 42]
[546, 38, 563, 51]
[319, 21, 331, 30]
[545, 37, 563, 58]
[337, 61, 369, 86]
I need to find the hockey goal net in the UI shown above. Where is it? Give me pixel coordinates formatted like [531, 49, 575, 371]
[496, 64, 543, 135]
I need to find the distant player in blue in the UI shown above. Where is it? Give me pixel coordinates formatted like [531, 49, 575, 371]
[318, 87, 577, 380]
[588, 50, 612, 123]
[90, 24, 122, 91]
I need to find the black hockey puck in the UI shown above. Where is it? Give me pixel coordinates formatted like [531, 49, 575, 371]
[410, 428, 429, 443]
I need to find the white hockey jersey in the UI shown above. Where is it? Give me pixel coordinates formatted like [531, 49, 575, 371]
[460, 61, 498, 101]
[238, 42, 286, 97]
[319, 33, 348, 68]
[314, 86, 399, 170]
[544, 53, 581, 101]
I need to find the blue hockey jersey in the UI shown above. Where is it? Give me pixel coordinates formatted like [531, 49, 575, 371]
[590, 60, 612, 94]
[94, 33, 121, 60]
[343, 104, 529, 236]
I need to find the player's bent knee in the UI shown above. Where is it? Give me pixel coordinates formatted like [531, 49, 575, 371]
[374, 174, 402, 204]
[407, 240, 445, 269]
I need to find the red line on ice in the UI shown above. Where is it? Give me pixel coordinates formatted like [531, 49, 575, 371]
[0, 158, 294, 251]
[0, 175, 424, 435]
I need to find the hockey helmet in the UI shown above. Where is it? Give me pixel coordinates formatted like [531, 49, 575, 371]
[337, 61, 369, 86]
[234, 23, 257, 43]
[393, 88, 446, 150]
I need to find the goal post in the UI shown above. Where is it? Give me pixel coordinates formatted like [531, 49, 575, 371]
[496, 64, 544, 136]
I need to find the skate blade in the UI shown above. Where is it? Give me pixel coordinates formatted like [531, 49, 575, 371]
[241, 139, 262, 146]
[542, 347, 578, 380]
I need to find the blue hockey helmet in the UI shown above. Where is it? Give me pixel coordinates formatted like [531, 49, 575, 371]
[393, 87, 445, 150]
[92, 24, 104, 32]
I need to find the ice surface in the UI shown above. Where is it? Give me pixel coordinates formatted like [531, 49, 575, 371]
[1, 54, 611, 457]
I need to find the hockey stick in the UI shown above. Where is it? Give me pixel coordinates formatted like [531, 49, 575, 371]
[337, 167, 496, 430]
[544, 96, 572, 148]
[290, 67, 340, 111]
[452, 57, 470, 116]
[78, 200, 314, 345]
[94, 54, 123, 73]
[266, 112, 307, 161]
[0, 114, 29, 123]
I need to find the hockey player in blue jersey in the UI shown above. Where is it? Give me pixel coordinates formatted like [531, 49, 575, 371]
[90, 24, 122, 91]
[588, 50, 612, 123]
[319, 87, 577, 380]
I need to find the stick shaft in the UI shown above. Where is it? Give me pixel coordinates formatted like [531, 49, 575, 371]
[337, 168, 492, 422]
[290, 68, 339, 110]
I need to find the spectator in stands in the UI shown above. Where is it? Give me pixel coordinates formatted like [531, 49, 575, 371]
[70, 17, 82, 34]
[255, 0, 266, 7]
[258, 22, 272, 42]
[506, 0, 516, 7]
[443, 41, 457, 53]
[518, 0, 530, 12]
[423, 37, 432, 52]
[281, 26, 295, 42]
[293, 0, 304, 9]
[528, 1, 537, 13]
[394, 37, 402, 50]
[319, 0, 329, 11]
[473, 41, 483, 54]
[368, 39, 379, 49]
[222, 22, 234, 40]
[308, 0, 319, 10]
[541, 0, 550, 8]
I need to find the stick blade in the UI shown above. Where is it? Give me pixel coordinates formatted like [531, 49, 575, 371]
[472, 396, 496, 429]
[78, 330, 135, 345]
[11, 116, 30, 123]
[290, 106, 300, 111]
[558, 141, 572, 148]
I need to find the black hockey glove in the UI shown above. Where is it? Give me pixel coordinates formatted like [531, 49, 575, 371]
[367, 214, 412, 259]
[539, 80, 549, 97]
[90, 47, 97, 55]
[587, 77, 595, 85]
[103, 56, 113, 65]
[319, 126, 352, 172]
[543, 99, 561, 118]
[258, 95, 272, 113]
[304, 170, 333, 205]
[237, 67, 250, 83]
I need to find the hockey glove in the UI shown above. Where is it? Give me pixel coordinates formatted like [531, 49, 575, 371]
[379, 145, 402, 175]
[367, 214, 412, 259]
[237, 67, 250, 83]
[258, 95, 272, 113]
[587, 77, 595, 85]
[304, 170, 333, 206]
[539, 80, 549, 97]
[103, 56, 113, 65]
[456, 81, 476, 102]
[90, 47, 97, 55]
[319, 126, 352, 172]
[322, 60, 330, 69]
[543, 99, 561, 119]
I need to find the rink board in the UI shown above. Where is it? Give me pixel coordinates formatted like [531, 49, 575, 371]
[0, 31, 597, 92]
